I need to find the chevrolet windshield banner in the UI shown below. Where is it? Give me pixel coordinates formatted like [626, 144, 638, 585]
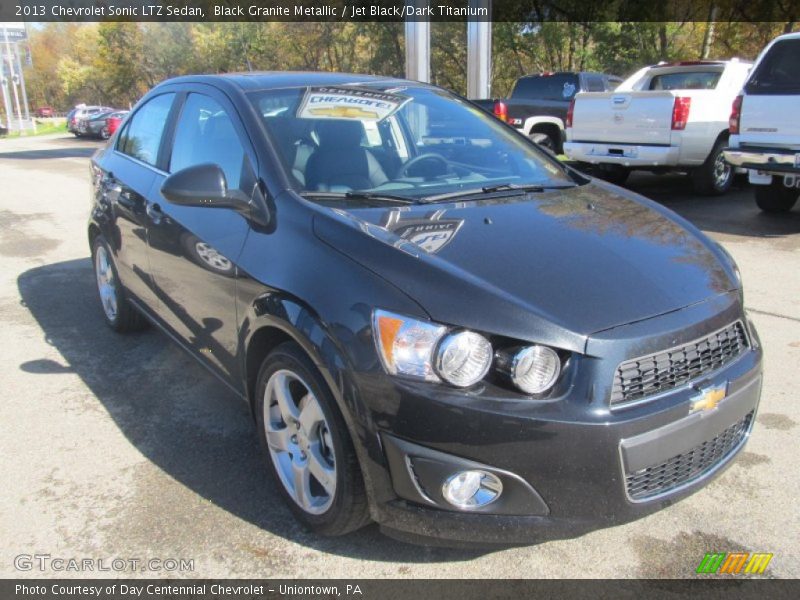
[2, 0, 796, 22]
[298, 87, 409, 122]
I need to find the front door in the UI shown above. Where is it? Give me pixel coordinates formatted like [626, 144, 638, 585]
[146, 90, 255, 386]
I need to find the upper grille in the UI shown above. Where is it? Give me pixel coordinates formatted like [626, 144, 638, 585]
[625, 411, 753, 500]
[611, 321, 748, 405]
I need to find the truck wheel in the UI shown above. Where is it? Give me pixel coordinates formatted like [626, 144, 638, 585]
[692, 140, 733, 196]
[755, 182, 799, 213]
[596, 164, 630, 186]
[530, 132, 557, 154]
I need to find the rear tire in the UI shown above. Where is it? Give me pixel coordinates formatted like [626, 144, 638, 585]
[255, 342, 370, 536]
[529, 132, 558, 154]
[692, 139, 733, 196]
[91, 235, 147, 333]
[755, 181, 799, 213]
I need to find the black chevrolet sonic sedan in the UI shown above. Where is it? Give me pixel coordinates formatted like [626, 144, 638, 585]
[88, 72, 762, 545]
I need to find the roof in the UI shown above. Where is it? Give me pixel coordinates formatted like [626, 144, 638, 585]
[157, 71, 424, 93]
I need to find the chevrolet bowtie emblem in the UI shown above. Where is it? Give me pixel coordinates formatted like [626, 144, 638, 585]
[690, 384, 727, 414]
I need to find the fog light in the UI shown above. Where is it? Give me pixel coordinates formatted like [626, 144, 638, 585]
[442, 470, 503, 509]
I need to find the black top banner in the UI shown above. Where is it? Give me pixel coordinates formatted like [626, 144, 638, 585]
[2, 0, 799, 22]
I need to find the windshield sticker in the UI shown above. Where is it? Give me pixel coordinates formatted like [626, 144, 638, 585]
[562, 82, 576, 98]
[297, 87, 410, 122]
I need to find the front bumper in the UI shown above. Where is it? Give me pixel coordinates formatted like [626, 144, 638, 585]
[723, 146, 800, 175]
[564, 141, 679, 167]
[358, 296, 763, 544]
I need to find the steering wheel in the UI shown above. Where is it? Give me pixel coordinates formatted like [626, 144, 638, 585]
[399, 153, 454, 180]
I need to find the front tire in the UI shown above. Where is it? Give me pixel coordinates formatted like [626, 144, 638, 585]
[755, 181, 799, 213]
[255, 342, 369, 536]
[92, 235, 147, 332]
[692, 139, 733, 196]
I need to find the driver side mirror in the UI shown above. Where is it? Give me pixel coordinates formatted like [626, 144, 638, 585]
[161, 163, 271, 227]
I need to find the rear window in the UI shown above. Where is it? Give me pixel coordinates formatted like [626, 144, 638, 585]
[745, 39, 800, 95]
[511, 74, 579, 100]
[648, 70, 722, 90]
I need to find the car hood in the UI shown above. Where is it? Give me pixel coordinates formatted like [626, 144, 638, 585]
[312, 182, 738, 353]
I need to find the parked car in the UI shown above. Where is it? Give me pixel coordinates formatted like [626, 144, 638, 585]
[68, 105, 114, 136]
[80, 110, 126, 139]
[104, 110, 128, 138]
[723, 33, 800, 213]
[474, 72, 622, 153]
[89, 72, 761, 545]
[564, 59, 752, 194]
[34, 106, 54, 118]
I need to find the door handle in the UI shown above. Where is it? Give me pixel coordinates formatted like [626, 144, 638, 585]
[146, 203, 163, 224]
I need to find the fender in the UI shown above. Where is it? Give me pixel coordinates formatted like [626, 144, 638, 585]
[239, 291, 369, 434]
[522, 115, 565, 137]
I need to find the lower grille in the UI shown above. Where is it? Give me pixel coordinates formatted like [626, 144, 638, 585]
[625, 411, 753, 501]
[611, 321, 749, 405]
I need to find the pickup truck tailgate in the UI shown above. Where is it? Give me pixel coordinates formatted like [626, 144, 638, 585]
[571, 91, 675, 145]
[739, 95, 800, 148]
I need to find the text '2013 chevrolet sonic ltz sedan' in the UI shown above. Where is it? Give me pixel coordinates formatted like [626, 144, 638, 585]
[88, 72, 762, 545]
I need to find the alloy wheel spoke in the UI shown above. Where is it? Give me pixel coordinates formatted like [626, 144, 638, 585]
[291, 459, 313, 510]
[273, 373, 300, 423]
[265, 426, 291, 453]
[298, 395, 324, 434]
[307, 442, 336, 495]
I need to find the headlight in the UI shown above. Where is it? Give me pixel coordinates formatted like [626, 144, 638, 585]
[372, 310, 492, 386]
[373, 310, 446, 381]
[435, 331, 493, 387]
[496, 345, 561, 395]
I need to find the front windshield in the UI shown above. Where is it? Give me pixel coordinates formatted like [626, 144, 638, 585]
[248, 84, 576, 202]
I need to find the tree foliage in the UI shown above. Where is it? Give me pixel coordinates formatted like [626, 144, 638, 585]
[19, 20, 797, 110]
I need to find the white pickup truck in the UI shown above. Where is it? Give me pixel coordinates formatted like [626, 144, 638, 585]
[723, 32, 800, 213]
[564, 60, 752, 194]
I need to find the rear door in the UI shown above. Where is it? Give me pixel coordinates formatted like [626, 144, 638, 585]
[102, 92, 176, 310]
[145, 88, 255, 384]
[741, 37, 800, 148]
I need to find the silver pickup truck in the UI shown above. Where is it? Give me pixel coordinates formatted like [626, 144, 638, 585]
[724, 32, 800, 213]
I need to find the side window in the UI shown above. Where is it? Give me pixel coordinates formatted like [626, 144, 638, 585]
[170, 93, 247, 191]
[117, 93, 175, 166]
[585, 75, 605, 92]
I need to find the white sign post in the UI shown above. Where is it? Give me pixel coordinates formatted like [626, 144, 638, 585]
[0, 22, 33, 133]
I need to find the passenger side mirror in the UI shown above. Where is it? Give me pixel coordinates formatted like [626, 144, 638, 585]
[160, 163, 272, 228]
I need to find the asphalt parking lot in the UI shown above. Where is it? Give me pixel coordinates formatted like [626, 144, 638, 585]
[1, 133, 798, 578]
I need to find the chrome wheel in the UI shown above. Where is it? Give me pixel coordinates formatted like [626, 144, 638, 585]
[263, 369, 336, 514]
[713, 151, 732, 189]
[94, 245, 118, 322]
[194, 242, 233, 272]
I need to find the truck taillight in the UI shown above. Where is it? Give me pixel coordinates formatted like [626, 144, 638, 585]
[566, 98, 575, 128]
[671, 97, 691, 130]
[493, 101, 508, 123]
[729, 95, 743, 135]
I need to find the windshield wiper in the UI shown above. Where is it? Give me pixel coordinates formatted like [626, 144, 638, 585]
[345, 191, 419, 204]
[302, 191, 418, 205]
[422, 182, 577, 203]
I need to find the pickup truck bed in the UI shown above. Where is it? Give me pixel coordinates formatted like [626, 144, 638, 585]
[564, 61, 752, 194]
